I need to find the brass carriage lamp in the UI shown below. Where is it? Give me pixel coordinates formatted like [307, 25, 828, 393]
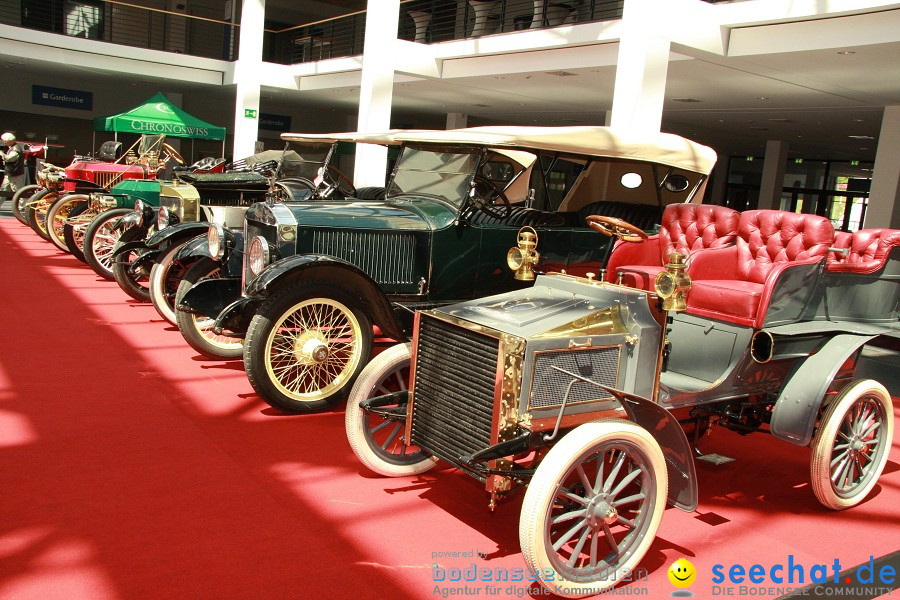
[654, 252, 691, 311]
[508, 226, 540, 281]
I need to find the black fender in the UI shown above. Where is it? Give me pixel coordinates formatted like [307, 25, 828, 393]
[770, 333, 878, 446]
[111, 211, 146, 233]
[112, 239, 150, 259]
[595, 386, 698, 512]
[174, 235, 212, 263]
[245, 254, 407, 341]
[178, 276, 244, 323]
[213, 296, 262, 337]
[145, 222, 210, 251]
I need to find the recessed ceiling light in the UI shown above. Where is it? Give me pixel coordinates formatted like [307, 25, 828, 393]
[837, 51, 856, 55]
[757, 97, 768, 100]
[852, 118, 864, 122]
[848, 135, 874, 140]
[545, 71, 577, 77]
[494, 76, 505, 80]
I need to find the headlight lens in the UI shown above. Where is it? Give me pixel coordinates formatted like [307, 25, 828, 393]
[654, 271, 676, 299]
[248, 236, 269, 276]
[157, 206, 169, 230]
[507, 247, 524, 270]
[133, 199, 144, 215]
[208, 224, 225, 260]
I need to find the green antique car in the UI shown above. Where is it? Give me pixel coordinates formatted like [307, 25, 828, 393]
[179, 126, 717, 414]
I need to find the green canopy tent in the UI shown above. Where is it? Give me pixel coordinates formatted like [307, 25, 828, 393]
[92, 92, 227, 158]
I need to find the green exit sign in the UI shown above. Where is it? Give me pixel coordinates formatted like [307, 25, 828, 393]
[794, 158, 803, 164]
[851, 160, 860, 166]
[745, 156, 754, 162]
[244, 109, 257, 119]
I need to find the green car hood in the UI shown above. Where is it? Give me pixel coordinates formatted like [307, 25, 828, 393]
[285, 199, 455, 231]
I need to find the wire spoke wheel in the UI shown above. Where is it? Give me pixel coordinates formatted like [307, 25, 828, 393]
[521, 420, 666, 598]
[245, 283, 373, 414]
[266, 299, 362, 399]
[174, 258, 244, 359]
[345, 343, 437, 476]
[811, 379, 893, 509]
[47, 194, 88, 252]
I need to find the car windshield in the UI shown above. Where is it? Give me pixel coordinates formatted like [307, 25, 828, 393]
[386, 145, 479, 207]
[138, 134, 166, 156]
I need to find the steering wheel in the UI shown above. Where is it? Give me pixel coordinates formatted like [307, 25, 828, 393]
[585, 214, 648, 243]
[469, 175, 512, 220]
[315, 165, 357, 199]
[161, 142, 185, 165]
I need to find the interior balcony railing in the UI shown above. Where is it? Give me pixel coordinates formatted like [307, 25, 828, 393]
[0, 0, 238, 61]
[267, 0, 736, 66]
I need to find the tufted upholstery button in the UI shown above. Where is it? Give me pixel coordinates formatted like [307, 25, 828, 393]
[686, 209, 834, 327]
[825, 228, 900, 274]
[606, 203, 739, 288]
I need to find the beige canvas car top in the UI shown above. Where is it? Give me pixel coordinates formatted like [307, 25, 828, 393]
[282, 126, 717, 175]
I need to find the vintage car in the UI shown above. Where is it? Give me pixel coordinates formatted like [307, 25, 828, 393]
[113, 143, 364, 325]
[344, 206, 899, 597]
[170, 141, 392, 358]
[24, 134, 182, 245]
[177, 126, 717, 414]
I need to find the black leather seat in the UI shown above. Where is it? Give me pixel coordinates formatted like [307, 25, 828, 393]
[576, 201, 661, 231]
[97, 141, 122, 162]
[464, 205, 567, 227]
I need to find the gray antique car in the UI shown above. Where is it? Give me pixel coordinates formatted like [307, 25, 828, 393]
[344, 206, 899, 597]
[179, 126, 717, 414]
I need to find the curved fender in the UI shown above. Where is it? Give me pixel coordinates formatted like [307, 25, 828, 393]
[112, 239, 150, 259]
[770, 333, 877, 446]
[591, 385, 697, 512]
[179, 276, 243, 321]
[621, 398, 698, 512]
[145, 222, 210, 250]
[174, 235, 212, 263]
[213, 296, 262, 337]
[245, 254, 406, 341]
[112, 212, 144, 232]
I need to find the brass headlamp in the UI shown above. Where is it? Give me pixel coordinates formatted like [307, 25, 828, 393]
[654, 252, 692, 311]
[507, 226, 540, 281]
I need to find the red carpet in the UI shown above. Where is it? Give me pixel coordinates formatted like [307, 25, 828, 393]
[0, 217, 898, 600]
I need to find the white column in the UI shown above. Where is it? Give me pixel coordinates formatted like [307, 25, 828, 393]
[865, 105, 900, 228]
[446, 112, 468, 129]
[232, 0, 265, 160]
[354, 0, 401, 188]
[758, 140, 788, 210]
[609, 0, 670, 134]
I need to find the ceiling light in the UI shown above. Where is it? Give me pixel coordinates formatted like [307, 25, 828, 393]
[545, 71, 577, 77]
[837, 51, 856, 55]
[848, 135, 874, 140]
[757, 97, 768, 100]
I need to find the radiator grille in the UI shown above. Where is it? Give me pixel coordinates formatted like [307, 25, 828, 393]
[94, 170, 125, 190]
[410, 315, 499, 469]
[200, 191, 266, 207]
[529, 347, 620, 409]
[310, 230, 416, 285]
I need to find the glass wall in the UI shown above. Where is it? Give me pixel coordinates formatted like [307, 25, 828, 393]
[722, 157, 872, 232]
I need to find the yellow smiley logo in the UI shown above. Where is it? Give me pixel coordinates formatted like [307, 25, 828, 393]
[668, 558, 696, 588]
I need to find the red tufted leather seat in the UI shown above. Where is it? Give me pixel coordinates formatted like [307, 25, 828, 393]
[825, 228, 900, 274]
[606, 203, 740, 289]
[685, 210, 835, 327]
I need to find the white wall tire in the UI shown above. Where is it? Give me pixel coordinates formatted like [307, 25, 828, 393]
[520, 420, 667, 598]
[149, 245, 182, 325]
[810, 379, 893, 510]
[174, 258, 244, 359]
[46, 194, 88, 253]
[345, 343, 438, 477]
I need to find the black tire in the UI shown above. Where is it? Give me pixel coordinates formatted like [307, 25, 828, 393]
[84, 208, 132, 280]
[46, 193, 88, 253]
[11, 184, 41, 225]
[174, 258, 244, 359]
[63, 202, 93, 263]
[25, 188, 57, 241]
[112, 227, 152, 302]
[244, 282, 374, 414]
